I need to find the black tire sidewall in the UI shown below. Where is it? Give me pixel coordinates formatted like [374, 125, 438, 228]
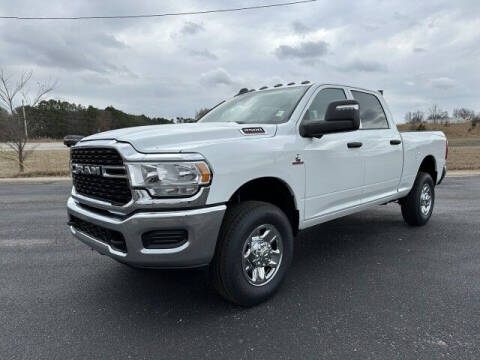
[219, 203, 293, 306]
[416, 173, 435, 222]
[402, 172, 435, 226]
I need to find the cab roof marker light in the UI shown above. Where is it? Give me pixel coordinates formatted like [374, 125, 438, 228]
[274, 83, 283, 87]
[235, 88, 249, 96]
[259, 86, 268, 90]
[287, 82, 295, 85]
[301, 80, 310, 84]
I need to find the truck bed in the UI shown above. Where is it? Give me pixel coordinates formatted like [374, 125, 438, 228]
[399, 131, 447, 192]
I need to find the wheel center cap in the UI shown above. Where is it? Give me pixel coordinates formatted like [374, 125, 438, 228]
[251, 241, 272, 265]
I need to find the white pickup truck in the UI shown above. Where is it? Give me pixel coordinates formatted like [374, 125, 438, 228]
[67, 82, 447, 306]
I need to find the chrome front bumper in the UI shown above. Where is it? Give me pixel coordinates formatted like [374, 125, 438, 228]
[67, 197, 226, 268]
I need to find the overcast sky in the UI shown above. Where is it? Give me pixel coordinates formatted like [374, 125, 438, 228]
[0, 0, 479, 123]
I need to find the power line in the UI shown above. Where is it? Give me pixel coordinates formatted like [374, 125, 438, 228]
[0, 0, 318, 20]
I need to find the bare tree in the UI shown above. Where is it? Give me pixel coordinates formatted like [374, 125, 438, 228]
[405, 110, 424, 129]
[195, 107, 210, 121]
[427, 104, 448, 124]
[453, 108, 475, 123]
[471, 114, 480, 128]
[412, 111, 424, 124]
[404, 112, 413, 124]
[0, 69, 56, 172]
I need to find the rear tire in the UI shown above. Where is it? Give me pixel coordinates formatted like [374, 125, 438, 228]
[400, 171, 435, 226]
[209, 201, 294, 307]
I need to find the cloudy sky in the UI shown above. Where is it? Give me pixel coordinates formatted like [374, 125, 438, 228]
[0, 0, 479, 122]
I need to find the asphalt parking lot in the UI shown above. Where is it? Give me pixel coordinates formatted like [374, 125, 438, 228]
[1, 176, 479, 359]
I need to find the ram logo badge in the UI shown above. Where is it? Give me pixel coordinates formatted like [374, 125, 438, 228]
[71, 164, 102, 176]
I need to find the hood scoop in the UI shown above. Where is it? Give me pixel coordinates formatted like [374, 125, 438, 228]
[240, 127, 266, 135]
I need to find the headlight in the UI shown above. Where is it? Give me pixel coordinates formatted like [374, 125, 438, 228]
[126, 161, 211, 197]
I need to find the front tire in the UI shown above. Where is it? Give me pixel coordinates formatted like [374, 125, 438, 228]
[209, 201, 294, 306]
[400, 172, 435, 226]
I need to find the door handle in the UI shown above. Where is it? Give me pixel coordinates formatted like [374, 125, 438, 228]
[390, 139, 402, 145]
[347, 142, 363, 148]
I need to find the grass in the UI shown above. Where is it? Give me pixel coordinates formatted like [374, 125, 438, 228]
[0, 150, 70, 178]
[0, 122, 479, 178]
[447, 146, 480, 170]
[444, 139, 480, 147]
[397, 122, 480, 170]
[397, 121, 480, 138]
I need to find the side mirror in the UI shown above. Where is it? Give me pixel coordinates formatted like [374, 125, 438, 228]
[300, 100, 360, 137]
[63, 135, 84, 148]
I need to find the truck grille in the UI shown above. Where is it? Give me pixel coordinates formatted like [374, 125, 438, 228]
[69, 215, 127, 253]
[71, 147, 123, 165]
[71, 147, 132, 205]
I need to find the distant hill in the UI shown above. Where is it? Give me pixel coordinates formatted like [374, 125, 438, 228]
[397, 122, 480, 147]
[397, 122, 480, 169]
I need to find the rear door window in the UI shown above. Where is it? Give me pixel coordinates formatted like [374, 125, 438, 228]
[351, 90, 389, 129]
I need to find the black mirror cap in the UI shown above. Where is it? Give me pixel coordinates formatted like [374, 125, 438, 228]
[325, 99, 360, 128]
[300, 120, 358, 137]
[63, 135, 84, 148]
[300, 100, 360, 137]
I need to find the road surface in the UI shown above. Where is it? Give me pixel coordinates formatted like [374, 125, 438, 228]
[1, 177, 479, 359]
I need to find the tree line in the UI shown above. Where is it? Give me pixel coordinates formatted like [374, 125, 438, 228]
[0, 69, 211, 172]
[0, 99, 211, 141]
[405, 104, 480, 129]
[2, 99, 177, 140]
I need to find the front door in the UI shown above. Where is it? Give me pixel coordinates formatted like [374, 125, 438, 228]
[301, 87, 366, 220]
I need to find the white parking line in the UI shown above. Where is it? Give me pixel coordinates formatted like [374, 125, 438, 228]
[0, 239, 55, 247]
[447, 170, 480, 177]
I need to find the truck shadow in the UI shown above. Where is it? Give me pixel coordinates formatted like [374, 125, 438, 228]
[84, 205, 422, 326]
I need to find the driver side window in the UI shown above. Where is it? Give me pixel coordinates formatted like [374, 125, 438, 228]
[302, 88, 347, 122]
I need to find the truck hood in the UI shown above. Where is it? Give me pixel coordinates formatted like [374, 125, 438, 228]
[80, 123, 277, 153]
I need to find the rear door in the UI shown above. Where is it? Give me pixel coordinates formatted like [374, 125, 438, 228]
[300, 87, 366, 220]
[349, 90, 403, 203]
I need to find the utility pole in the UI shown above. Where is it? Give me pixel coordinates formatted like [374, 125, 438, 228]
[22, 99, 28, 139]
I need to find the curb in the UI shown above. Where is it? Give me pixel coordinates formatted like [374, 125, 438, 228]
[0, 177, 72, 184]
[447, 170, 480, 177]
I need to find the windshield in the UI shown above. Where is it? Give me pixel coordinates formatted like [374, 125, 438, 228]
[199, 86, 308, 124]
